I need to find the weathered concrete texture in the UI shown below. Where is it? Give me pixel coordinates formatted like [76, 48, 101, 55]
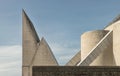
[81, 30, 108, 61]
[91, 34, 115, 66]
[90, 31, 115, 66]
[65, 51, 81, 66]
[113, 22, 120, 65]
[104, 14, 120, 66]
[33, 37, 58, 66]
[78, 31, 115, 66]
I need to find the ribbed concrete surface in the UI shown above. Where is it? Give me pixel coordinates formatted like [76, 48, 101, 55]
[65, 51, 81, 66]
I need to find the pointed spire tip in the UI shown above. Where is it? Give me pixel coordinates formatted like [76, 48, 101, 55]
[22, 9, 26, 15]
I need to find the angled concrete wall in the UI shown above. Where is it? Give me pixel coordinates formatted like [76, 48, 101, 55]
[81, 30, 115, 66]
[91, 31, 115, 66]
[90, 31, 115, 66]
[78, 31, 115, 66]
[104, 15, 120, 66]
[22, 10, 40, 66]
[66, 51, 81, 66]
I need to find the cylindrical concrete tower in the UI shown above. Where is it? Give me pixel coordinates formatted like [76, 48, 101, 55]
[81, 30, 115, 66]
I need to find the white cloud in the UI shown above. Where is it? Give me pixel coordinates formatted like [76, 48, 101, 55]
[0, 45, 22, 76]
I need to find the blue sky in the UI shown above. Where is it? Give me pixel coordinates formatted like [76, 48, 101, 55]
[0, 0, 120, 76]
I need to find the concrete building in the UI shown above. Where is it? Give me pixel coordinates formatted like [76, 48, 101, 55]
[66, 15, 120, 66]
[22, 10, 120, 76]
[22, 10, 58, 76]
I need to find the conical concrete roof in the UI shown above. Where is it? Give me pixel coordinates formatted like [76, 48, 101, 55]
[33, 37, 58, 66]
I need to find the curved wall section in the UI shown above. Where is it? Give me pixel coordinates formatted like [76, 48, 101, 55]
[81, 30, 115, 66]
[81, 30, 108, 60]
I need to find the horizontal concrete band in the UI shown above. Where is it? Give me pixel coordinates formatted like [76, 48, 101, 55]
[33, 66, 120, 76]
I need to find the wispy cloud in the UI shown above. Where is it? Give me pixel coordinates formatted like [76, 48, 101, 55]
[0, 45, 22, 76]
[50, 43, 80, 65]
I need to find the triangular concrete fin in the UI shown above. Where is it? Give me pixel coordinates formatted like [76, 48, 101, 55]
[77, 31, 113, 66]
[22, 10, 40, 66]
[32, 37, 58, 66]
